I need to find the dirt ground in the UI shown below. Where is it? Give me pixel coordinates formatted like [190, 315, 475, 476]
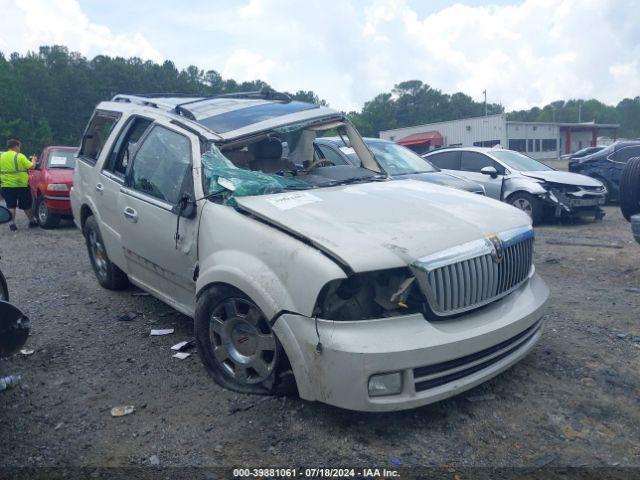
[0, 206, 639, 473]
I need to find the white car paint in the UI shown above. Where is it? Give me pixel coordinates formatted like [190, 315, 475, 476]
[72, 95, 549, 411]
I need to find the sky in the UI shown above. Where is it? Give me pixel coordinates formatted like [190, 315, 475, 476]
[0, 0, 638, 112]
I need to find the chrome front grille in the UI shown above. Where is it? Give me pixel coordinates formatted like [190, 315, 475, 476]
[412, 226, 535, 317]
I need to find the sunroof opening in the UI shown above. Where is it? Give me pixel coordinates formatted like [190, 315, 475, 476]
[196, 101, 319, 134]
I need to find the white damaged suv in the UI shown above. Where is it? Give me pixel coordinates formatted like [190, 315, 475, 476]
[71, 91, 549, 411]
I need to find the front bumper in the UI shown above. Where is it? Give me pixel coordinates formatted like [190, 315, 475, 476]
[43, 195, 72, 215]
[273, 272, 549, 412]
[631, 214, 640, 244]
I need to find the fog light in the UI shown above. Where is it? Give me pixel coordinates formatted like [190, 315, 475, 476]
[368, 372, 403, 397]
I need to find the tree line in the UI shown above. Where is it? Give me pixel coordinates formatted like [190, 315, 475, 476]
[0, 46, 638, 154]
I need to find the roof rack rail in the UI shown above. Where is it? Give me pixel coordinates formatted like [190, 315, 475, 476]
[111, 94, 196, 112]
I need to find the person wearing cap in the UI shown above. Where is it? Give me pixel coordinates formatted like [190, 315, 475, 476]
[0, 139, 37, 231]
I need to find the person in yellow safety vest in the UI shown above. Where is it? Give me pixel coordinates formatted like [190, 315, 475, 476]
[0, 139, 38, 231]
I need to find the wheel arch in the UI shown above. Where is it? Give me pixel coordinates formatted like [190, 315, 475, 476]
[196, 256, 300, 322]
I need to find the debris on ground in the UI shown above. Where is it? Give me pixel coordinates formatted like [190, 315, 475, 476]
[150, 328, 174, 336]
[172, 352, 191, 360]
[117, 312, 142, 322]
[170, 340, 194, 351]
[110, 405, 135, 417]
[545, 239, 623, 249]
[0, 375, 21, 392]
[229, 397, 272, 415]
[465, 393, 496, 402]
[149, 454, 160, 466]
[19, 348, 34, 356]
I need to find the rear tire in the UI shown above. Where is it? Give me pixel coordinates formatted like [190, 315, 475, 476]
[195, 285, 293, 396]
[35, 195, 61, 229]
[620, 157, 640, 221]
[83, 215, 128, 290]
[508, 191, 543, 225]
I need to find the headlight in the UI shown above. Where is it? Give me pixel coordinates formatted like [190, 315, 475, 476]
[46, 183, 69, 192]
[313, 268, 420, 320]
[368, 372, 403, 397]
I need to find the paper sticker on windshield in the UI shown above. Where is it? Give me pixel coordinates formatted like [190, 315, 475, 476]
[50, 156, 68, 166]
[267, 192, 322, 210]
[339, 147, 355, 155]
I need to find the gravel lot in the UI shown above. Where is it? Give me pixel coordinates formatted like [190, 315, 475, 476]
[1, 207, 639, 472]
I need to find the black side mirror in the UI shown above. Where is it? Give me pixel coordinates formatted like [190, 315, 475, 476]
[480, 166, 499, 178]
[0, 206, 11, 224]
[173, 193, 197, 219]
[0, 301, 30, 358]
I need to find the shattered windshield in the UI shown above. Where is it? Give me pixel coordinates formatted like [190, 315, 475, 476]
[201, 118, 383, 205]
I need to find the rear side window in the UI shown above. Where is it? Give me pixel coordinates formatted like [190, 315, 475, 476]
[428, 151, 460, 170]
[130, 126, 192, 205]
[79, 111, 120, 164]
[104, 117, 153, 178]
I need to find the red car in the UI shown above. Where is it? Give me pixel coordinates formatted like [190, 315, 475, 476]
[29, 146, 78, 228]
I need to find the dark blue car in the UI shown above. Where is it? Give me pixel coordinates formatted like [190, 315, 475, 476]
[568, 141, 640, 201]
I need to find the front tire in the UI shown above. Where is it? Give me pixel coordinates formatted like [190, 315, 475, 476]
[83, 216, 128, 290]
[195, 285, 286, 395]
[508, 191, 543, 225]
[35, 195, 61, 229]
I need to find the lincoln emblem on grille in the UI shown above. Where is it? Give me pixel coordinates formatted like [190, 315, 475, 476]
[486, 234, 505, 263]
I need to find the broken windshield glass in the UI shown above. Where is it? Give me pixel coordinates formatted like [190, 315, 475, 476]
[201, 146, 309, 206]
[201, 117, 383, 205]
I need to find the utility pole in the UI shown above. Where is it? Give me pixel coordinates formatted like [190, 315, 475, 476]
[578, 101, 582, 123]
[483, 89, 487, 116]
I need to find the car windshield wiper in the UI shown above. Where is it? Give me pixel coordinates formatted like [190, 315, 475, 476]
[320, 175, 388, 187]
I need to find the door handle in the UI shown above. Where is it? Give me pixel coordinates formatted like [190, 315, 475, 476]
[123, 207, 138, 223]
[95, 183, 104, 193]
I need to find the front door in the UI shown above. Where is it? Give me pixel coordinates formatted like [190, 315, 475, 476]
[118, 123, 199, 315]
[458, 150, 505, 199]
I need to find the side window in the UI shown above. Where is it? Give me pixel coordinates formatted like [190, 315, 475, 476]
[429, 151, 460, 170]
[129, 126, 192, 205]
[460, 151, 494, 173]
[615, 146, 640, 163]
[79, 112, 120, 164]
[317, 144, 349, 165]
[104, 117, 153, 178]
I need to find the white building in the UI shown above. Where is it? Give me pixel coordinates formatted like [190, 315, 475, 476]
[379, 114, 619, 160]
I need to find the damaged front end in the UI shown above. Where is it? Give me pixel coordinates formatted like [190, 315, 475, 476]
[541, 183, 606, 220]
[313, 268, 423, 320]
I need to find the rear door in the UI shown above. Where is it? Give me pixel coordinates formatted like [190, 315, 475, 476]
[118, 123, 199, 315]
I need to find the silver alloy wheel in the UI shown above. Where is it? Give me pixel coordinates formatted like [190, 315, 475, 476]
[37, 199, 49, 224]
[512, 197, 533, 217]
[88, 229, 108, 279]
[209, 298, 277, 385]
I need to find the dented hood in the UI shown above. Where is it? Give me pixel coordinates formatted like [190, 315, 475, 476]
[521, 170, 603, 187]
[235, 179, 531, 273]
